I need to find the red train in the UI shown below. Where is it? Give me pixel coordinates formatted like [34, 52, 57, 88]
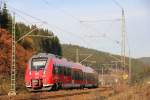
[25, 53, 98, 91]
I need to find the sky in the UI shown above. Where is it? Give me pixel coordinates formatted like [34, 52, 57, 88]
[3, 0, 150, 58]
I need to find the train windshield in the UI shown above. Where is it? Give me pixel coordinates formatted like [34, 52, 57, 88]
[31, 57, 48, 71]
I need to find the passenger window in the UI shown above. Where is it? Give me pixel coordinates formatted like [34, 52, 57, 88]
[58, 67, 62, 75]
[64, 67, 67, 76]
[67, 68, 71, 76]
[53, 65, 58, 74]
[55, 66, 58, 74]
[71, 70, 74, 79]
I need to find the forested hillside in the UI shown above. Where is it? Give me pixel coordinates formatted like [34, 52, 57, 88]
[15, 23, 62, 56]
[139, 57, 150, 65]
[62, 44, 150, 83]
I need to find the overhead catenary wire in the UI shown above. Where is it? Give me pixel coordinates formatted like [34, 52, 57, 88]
[41, 0, 122, 51]
[80, 18, 121, 23]
[41, 0, 95, 46]
[9, 9, 71, 46]
[112, 0, 123, 9]
[42, 0, 122, 40]
[81, 18, 117, 33]
[8, 5, 47, 24]
[9, 10, 33, 25]
[42, 0, 80, 22]
[8, 4, 95, 55]
[37, 0, 101, 61]
[42, 0, 120, 46]
[0, 0, 2, 10]
[81, 20, 121, 45]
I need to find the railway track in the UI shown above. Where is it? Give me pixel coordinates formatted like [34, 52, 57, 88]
[0, 87, 113, 100]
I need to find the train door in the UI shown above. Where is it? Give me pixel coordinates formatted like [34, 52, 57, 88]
[71, 68, 75, 88]
[63, 67, 72, 88]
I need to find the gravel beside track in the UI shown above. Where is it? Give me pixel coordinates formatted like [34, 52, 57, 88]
[0, 87, 113, 100]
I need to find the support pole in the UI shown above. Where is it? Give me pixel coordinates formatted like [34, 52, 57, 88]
[115, 62, 118, 73]
[129, 49, 132, 83]
[76, 48, 79, 62]
[8, 12, 16, 96]
[121, 9, 126, 71]
[101, 65, 104, 86]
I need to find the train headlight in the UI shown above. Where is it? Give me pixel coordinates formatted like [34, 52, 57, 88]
[26, 82, 31, 87]
[29, 71, 31, 75]
[43, 71, 46, 75]
[43, 79, 48, 86]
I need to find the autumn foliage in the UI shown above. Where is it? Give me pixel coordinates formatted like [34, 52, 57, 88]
[0, 28, 34, 77]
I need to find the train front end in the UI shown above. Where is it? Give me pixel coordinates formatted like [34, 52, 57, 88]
[25, 53, 54, 91]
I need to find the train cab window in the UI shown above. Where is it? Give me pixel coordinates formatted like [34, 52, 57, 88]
[31, 57, 48, 71]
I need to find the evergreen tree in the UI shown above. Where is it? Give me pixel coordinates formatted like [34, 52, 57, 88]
[1, 3, 9, 29]
[58, 42, 62, 56]
[0, 9, 2, 27]
[50, 36, 62, 56]
[40, 36, 62, 56]
[41, 38, 51, 53]
[1, 3, 12, 32]
[54, 36, 62, 56]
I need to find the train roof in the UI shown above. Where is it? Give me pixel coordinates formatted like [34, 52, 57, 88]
[31, 53, 56, 59]
[31, 53, 95, 73]
[54, 58, 83, 70]
[85, 67, 95, 73]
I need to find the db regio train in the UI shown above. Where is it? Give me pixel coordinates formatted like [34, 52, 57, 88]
[25, 53, 98, 91]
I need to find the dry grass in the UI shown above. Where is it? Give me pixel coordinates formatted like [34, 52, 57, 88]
[108, 83, 150, 100]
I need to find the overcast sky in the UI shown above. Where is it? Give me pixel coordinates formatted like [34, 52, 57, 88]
[5, 0, 150, 58]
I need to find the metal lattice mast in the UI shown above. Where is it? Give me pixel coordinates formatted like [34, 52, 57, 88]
[8, 13, 16, 96]
[121, 9, 126, 70]
[0, 0, 2, 10]
[76, 48, 79, 62]
[128, 47, 132, 83]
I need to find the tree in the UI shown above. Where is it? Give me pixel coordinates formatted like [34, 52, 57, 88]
[54, 36, 62, 56]
[1, 3, 12, 32]
[40, 36, 62, 56]
[51, 36, 62, 56]
[41, 38, 51, 53]
[1, 3, 9, 29]
[20, 37, 34, 49]
[0, 9, 2, 27]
